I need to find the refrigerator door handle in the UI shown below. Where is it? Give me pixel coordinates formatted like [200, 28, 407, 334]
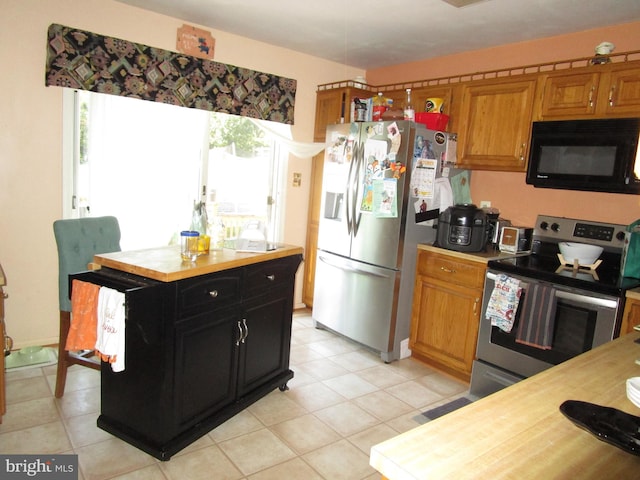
[345, 140, 357, 235]
[318, 255, 392, 279]
[352, 141, 364, 238]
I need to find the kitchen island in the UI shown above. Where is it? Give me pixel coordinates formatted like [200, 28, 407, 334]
[78, 244, 303, 460]
[370, 331, 640, 479]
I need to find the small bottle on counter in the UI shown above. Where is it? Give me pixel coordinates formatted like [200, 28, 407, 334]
[403, 88, 415, 121]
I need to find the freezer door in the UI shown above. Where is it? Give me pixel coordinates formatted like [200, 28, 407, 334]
[312, 250, 397, 356]
[350, 121, 414, 269]
[317, 123, 360, 258]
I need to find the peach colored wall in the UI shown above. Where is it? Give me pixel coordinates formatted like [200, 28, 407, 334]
[0, 0, 365, 348]
[367, 21, 640, 228]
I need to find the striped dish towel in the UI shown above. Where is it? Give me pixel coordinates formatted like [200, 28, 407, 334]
[515, 283, 557, 349]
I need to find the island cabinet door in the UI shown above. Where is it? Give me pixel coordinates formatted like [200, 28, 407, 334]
[237, 285, 294, 398]
[174, 305, 240, 429]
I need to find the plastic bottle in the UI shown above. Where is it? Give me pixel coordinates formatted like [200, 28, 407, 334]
[373, 92, 387, 121]
[404, 88, 415, 121]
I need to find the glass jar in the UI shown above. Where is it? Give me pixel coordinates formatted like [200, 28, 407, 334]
[180, 230, 200, 261]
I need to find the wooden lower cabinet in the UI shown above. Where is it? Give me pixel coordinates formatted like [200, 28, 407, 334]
[620, 293, 640, 335]
[409, 249, 485, 382]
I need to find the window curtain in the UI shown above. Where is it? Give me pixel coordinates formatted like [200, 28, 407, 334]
[45, 24, 296, 125]
[250, 119, 325, 159]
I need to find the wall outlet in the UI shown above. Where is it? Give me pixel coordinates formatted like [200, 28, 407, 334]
[480, 200, 491, 208]
[400, 338, 411, 359]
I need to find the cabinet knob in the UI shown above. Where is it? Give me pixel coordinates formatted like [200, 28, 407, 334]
[266, 274, 275, 282]
[209, 290, 218, 298]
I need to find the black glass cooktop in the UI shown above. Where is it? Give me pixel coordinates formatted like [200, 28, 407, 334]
[488, 248, 640, 297]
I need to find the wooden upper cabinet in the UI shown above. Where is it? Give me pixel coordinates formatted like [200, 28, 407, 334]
[536, 61, 640, 120]
[456, 77, 536, 171]
[601, 63, 640, 116]
[538, 71, 600, 118]
[313, 87, 370, 141]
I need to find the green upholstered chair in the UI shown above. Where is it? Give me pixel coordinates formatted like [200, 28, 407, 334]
[53, 216, 121, 398]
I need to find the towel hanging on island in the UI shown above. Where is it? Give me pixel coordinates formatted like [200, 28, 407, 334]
[66, 279, 100, 351]
[515, 283, 557, 350]
[485, 274, 523, 333]
[95, 286, 126, 372]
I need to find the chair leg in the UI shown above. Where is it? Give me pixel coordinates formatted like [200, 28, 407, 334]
[54, 310, 71, 398]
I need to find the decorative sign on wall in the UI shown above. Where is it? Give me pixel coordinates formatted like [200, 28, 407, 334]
[45, 24, 296, 124]
[176, 24, 215, 60]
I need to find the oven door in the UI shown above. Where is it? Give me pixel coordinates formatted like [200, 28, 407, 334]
[474, 269, 621, 380]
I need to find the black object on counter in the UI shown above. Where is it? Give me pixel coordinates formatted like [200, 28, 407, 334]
[560, 400, 640, 456]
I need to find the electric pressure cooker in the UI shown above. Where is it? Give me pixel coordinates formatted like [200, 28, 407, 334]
[437, 204, 488, 252]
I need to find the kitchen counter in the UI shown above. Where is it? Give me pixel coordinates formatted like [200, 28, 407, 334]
[93, 244, 304, 282]
[370, 332, 640, 479]
[417, 243, 521, 264]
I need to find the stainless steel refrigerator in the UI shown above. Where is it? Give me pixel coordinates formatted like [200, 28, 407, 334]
[312, 120, 456, 362]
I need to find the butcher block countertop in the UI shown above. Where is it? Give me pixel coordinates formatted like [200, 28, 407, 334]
[93, 244, 303, 282]
[370, 332, 640, 479]
[417, 243, 523, 264]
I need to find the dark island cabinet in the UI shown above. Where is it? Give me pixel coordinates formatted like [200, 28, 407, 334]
[71, 253, 302, 461]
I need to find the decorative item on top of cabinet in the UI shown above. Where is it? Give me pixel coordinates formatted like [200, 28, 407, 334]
[536, 60, 640, 120]
[456, 77, 536, 172]
[620, 292, 640, 335]
[409, 248, 486, 382]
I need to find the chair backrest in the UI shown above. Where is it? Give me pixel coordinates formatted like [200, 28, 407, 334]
[53, 216, 121, 312]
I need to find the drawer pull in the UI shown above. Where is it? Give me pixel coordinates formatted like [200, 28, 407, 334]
[209, 290, 219, 298]
[241, 319, 248, 343]
[266, 274, 275, 281]
[236, 321, 243, 346]
[440, 266, 456, 274]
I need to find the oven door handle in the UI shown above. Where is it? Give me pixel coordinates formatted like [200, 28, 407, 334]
[485, 272, 618, 309]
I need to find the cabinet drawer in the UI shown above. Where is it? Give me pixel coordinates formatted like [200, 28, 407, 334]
[177, 272, 242, 315]
[418, 251, 485, 288]
[244, 255, 302, 295]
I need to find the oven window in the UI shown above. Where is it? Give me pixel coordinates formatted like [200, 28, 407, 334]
[490, 300, 597, 366]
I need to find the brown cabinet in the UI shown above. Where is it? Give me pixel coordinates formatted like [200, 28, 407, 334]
[314, 86, 370, 141]
[536, 61, 640, 120]
[620, 293, 640, 335]
[456, 77, 536, 171]
[409, 249, 486, 382]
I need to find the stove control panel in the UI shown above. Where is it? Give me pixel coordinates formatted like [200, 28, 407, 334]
[535, 215, 627, 251]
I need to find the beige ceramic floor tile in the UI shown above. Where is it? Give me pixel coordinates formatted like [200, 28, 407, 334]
[247, 390, 308, 426]
[322, 373, 378, 399]
[293, 358, 350, 381]
[55, 385, 101, 419]
[386, 357, 439, 379]
[0, 397, 60, 433]
[415, 372, 468, 397]
[218, 428, 296, 476]
[289, 343, 325, 364]
[0, 421, 72, 454]
[356, 364, 414, 389]
[308, 336, 360, 357]
[269, 414, 341, 454]
[327, 350, 382, 372]
[247, 457, 324, 480]
[107, 464, 168, 480]
[64, 411, 112, 448]
[5, 375, 52, 404]
[285, 381, 346, 412]
[348, 423, 400, 455]
[385, 380, 446, 409]
[384, 409, 425, 433]
[207, 408, 264, 443]
[160, 444, 243, 480]
[76, 438, 157, 480]
[352, 390, 414, 421]
[303, 438, 375, 480]
[313, 402, 379, 437]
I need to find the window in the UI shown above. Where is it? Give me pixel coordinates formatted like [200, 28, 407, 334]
[64, 90, 285, 250]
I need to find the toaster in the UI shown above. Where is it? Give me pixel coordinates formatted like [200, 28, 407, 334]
[499, 226, 533, 253]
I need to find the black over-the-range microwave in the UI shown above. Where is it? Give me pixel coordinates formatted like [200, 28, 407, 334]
[526, 118, 640, 194]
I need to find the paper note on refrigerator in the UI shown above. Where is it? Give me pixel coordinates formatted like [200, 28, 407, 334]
[410, 158, 437, 199]
[373, 178, 398, 218]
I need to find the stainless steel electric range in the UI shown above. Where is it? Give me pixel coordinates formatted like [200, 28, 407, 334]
[470, 215, 640, 398]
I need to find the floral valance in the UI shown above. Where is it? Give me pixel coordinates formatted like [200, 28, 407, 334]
[45, 24, 296, 124]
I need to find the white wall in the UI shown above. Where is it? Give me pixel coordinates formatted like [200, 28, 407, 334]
[0, 0, 364, 347]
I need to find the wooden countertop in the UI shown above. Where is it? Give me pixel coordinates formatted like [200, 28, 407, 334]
[417, 243, 522, 264]
[627, 287, 640, 301]
[93, 244, 304, 282]
[370, 332, 640, 479]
